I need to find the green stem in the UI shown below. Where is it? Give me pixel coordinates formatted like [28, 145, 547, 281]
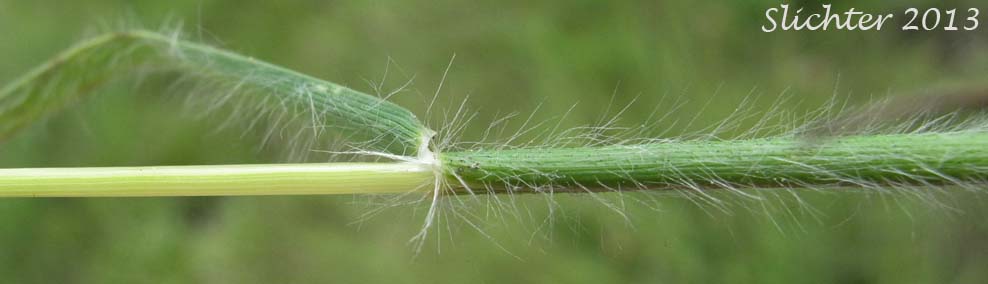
[441, 132, 988, 191]
[2, 132, 984, 197]
[0, 163, 433, 197]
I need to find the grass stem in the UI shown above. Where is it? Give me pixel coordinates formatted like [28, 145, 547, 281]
[0, 163, 433, 197]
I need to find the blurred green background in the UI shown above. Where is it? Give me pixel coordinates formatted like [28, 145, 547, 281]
[2, 0, 988, 282]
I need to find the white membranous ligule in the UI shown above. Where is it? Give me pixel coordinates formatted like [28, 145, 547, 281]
[2, 29, 988, 252]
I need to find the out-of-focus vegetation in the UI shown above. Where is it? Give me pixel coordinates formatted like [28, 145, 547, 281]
[1, 0, 988, 282]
